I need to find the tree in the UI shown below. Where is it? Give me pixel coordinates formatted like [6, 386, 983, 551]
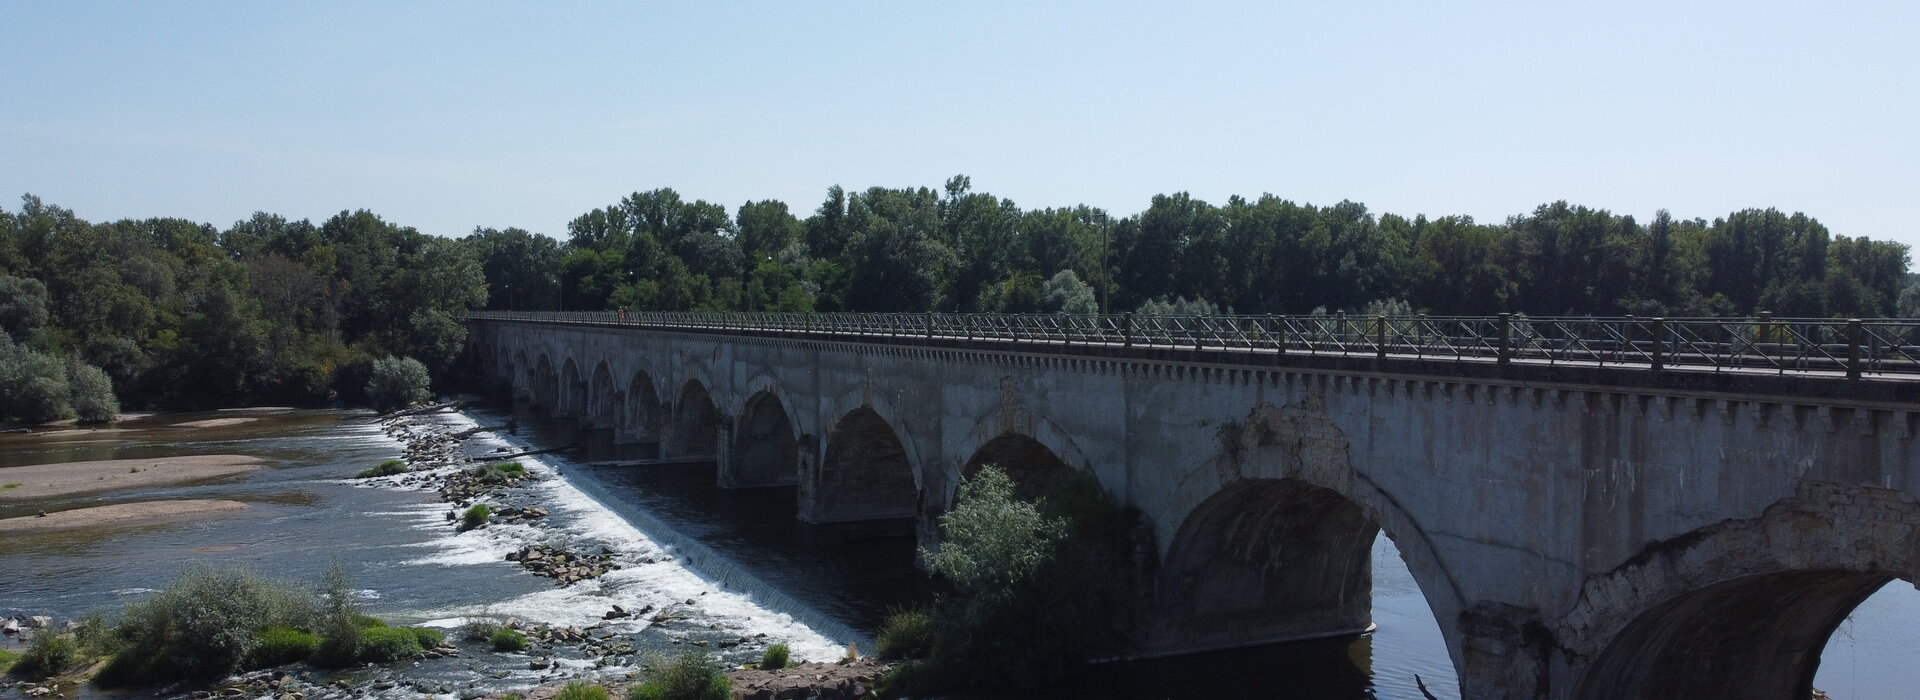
[365, 356, 431, 412]
[1041, 270, 1097, 314]
[0, 274, 48, 339]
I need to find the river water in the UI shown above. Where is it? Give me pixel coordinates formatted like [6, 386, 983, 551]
[3, 406, 1917, 698]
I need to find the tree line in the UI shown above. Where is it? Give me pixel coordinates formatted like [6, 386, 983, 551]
[0, 196, 483, 421]
[3, 180, 1915, 421]
[471, 175, 1918, 321]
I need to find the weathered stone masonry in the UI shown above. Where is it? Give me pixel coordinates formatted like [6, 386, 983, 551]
[471, 319, 1919, 700]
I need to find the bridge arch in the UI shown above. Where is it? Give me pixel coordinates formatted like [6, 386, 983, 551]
[1152, 479, 1383, 652]
[665, 378, 720, 460]
[559, 357, 585, 418]
[804, 405, 919, 523]
[585, 360, 617, 428]
[1567, 482, 1920, 700]
[531, 353, 557, 410]
[728, 388, 801, 488]
[620, 368, 665, 445]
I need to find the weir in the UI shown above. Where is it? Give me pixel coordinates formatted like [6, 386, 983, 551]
[466, 310, 1920, 700]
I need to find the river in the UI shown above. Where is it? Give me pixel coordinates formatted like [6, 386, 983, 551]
[3, 405, 1917, 698]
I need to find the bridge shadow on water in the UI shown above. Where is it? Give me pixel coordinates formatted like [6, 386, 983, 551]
[494, 403, 1458, 699]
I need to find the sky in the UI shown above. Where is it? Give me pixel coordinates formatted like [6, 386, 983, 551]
[2, 1, 1916, 257]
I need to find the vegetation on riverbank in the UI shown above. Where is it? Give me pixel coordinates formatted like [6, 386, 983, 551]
[877, 465, 1136, 696]
[355, 458, 410, 479]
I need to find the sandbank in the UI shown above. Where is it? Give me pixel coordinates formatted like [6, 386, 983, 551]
[173, 417, 259, 429]
[0, 499, 250, 532]
[0, 455, 265, 501]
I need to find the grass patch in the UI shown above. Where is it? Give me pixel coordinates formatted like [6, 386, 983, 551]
[245, 627, 318, 669]
[355, 626, 425, 663]
[555, 680, 611, 700]
[0, 648, 18, 673]
[461, 618, 501, 642]
[459, 504, 491, 531]
[408, 627, 446, 649]
[490, 627, 528, 652]
[1, 483, 19, 489]
[874, 608, 933, 660]
[469, 461, 527, 483]
[627, 650, 730, 700]
[758, 643, 790, 670]
[353, 459, 409, 479]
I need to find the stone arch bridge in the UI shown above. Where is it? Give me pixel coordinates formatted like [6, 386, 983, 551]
[465, 311, 1920, 700]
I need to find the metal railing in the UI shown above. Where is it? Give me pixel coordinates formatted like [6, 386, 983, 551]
[466, 310, 1920, 380]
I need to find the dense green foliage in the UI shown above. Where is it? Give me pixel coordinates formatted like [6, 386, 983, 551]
[628, 650, 731, 700]
[10, 632, 79, 679]
[365, 355, 432, 412]
[873, 608, 933, 661]
[246, 627, 319, 668]
[356, 459, 410, 479]
[470, 461, 527, 483]
[93, 565, 432, 685]
[96, 567, 319, 684]
[0, 648, 19, 674]
[489, 627, 528, 652]
[460, 504, 491, 531]
[5, 183, 1908, 418]
[0, 196, 485, 414]
[757, 643, 790, 670]
[478, 178, 1912, 319]
[896, 465, 1135, 694]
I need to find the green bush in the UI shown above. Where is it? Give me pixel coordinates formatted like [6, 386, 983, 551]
[66, 358, 119, 423]
[460, 504, 491, 531]
[310, 566, 365, 669]
[99, 566, 319, 685]
[913, 465, 1134, 692]
[461, 618, 501, 642]
[353, 613, 388, 629]
[874, 608, 933, 660]
[490, 627, 528, 652]
[758, 643, 790, 670]
[356, 626, 425, 663]
[408, 626, 446, 649]
[354, 459, 409, 479]
[365, 355, 432, 412]
[11, 632, 78, 679]
[0, 339, 73, 424]
[627, 650, 731, 700]
[245, 627, 318, 669]
[469, 461, 527, 483]
[556, 680, 612, 700]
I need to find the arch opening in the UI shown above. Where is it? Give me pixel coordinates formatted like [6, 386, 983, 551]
[620, 370, 664, 445]
[585, 361, 616, 429]
[560, 358, 585, 418]
[805, 406, 917, 523]
[531, 354, 557, 410]
[1577, 570, 1899, 700]
[960, 433, 1073, 502]
[728, 391, 798, 488]
[1149, 479, 1380, 655]
[664, 379, 719, 460]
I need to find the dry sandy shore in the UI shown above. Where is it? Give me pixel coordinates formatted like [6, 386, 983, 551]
[172, 417, 259, 429]
[0, 455, 265, 501]
[0, 499, 250, 532]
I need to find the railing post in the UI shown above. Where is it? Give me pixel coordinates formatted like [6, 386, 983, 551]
[1269, 314, 1284, 355]
[1497, 313, 1512, 365]
[1375, 315, 1387, 360]
[1650, 317, 1665, 372]
[926, 311, 934, 339]
[1848, 318, 1863, 380]
[1123, 313, 1134, 348]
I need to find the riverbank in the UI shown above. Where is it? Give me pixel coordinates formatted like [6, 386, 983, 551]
[0, 455, 264, 501]
[0, 499, 249, 532]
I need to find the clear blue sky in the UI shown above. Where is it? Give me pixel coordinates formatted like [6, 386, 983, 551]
[3, 1, 1915, 259]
